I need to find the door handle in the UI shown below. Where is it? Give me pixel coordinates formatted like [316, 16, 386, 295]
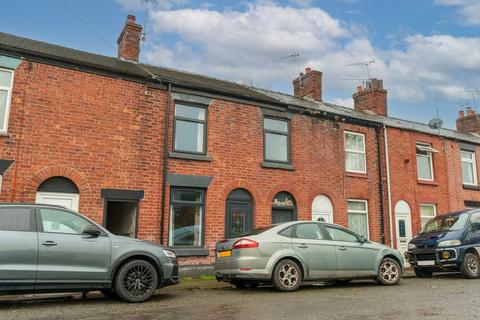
[298, 244, 308, 249]
[42, 240, 58, 246]
[338, 247, 347, 251]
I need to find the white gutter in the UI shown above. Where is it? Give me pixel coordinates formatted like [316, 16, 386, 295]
[383, 124, 394, 247]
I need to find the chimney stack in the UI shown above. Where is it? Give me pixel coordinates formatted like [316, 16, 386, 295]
[117, 15, 143, 62]
[456, 107, 480, 134]
[352, 78, 388, 116]
[293, 68, 322, 102]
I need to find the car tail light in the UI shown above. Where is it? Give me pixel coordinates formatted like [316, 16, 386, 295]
[232, 238, 259, 250]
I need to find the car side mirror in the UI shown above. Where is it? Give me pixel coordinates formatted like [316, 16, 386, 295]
[358, 235, 367, 243]
[83, 225, 101, 238]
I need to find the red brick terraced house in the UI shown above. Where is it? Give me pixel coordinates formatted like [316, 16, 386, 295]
[1, 17, 480, 273]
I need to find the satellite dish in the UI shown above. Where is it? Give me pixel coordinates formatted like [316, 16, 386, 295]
[428, 118, 443, 129]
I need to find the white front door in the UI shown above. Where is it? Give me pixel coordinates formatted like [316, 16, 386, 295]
[36, 192, 80, 212]
[395, 214, 412, 256]
[312, 195, 333, 223]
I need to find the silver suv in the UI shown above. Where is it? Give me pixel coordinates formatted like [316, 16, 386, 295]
[0, 204, 178, 302]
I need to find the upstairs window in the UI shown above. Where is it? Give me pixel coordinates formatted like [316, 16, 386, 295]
[344, 132, 366, 173]
[416, 143, 437, 181]
[461, 150, 478, 186]
[264, 118, 290, 163]
[173, 103, 207, 154]
[0, 69, 14, 133]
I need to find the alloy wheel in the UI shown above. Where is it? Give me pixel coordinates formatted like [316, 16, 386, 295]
[122, 264, 155, 298]
[379, 260, 399, 283]
[278, 263, 299, 288]
[467, 257, 479, 275]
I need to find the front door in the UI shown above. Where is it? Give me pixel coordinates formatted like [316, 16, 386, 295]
[35, 207, 111, 290]
[226, 201, 252, 238]
[36, 192, 79, 212]
[395, 214, 412, 257]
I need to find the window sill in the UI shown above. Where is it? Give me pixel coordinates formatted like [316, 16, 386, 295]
[172, 247, 210, 257]
[417, 179, 438, 186]
[463, 184, 480, 191]
[169, 152, 212, 162]
[346, 171, 368, 179]
[262, 161, 294, 171]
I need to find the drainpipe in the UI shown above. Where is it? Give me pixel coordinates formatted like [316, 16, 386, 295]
[160, 83, 172, 245]
[376, 125, 386, 244]
[383, 124, 394, 246]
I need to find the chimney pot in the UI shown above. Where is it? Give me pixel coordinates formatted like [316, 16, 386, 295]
[356, 85, 363, 93]
[305, 67, 311, 73]
[459, 110, 465, 118]
[127, 15, 136, 21]
[467, 107, 475, 116]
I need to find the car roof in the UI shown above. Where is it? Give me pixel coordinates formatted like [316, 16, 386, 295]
[0, 203, 68, 210]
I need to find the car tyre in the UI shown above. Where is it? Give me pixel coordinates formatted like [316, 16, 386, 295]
[377, 258, 402, 285]
[413, 267, 433, 278]
[460, 253, 480, 279]
[114, 260, 158, 303]
[272, 259, 302, 292]
[100, 289, 117, 299]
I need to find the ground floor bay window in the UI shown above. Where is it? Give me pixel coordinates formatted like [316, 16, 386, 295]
[169, 188, 204, 247]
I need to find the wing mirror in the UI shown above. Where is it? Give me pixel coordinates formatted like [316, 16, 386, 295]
[358, 235, 367, 243]
[83, 225, 101, 238]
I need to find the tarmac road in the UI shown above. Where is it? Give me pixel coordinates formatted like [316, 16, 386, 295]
[0, 275, 479, 320]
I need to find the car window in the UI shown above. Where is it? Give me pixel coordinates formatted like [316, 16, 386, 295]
[294, 223, 324, 240]
[325, 226, 359, 242]
[470, 214, 480, 232]
[278, 225, 294, 238]
[40, 208, 90, 235]
[0, 208, 32, 232]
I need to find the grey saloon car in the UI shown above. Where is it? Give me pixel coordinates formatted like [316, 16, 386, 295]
[215, 221, 404, 291]
[0, 204, 178, 302]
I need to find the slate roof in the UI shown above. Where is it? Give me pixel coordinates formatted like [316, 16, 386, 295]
[1, 31, 479, 144]
[0, 32, 280, 105]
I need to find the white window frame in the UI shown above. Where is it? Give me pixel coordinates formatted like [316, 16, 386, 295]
[0, 68, 14, 134]
[461, 150, 478, 186]
[347, 199, 369, 239]
[420, 204, 436, 228]
[416, 142, 435, 181]
[344, 131, 367, 174]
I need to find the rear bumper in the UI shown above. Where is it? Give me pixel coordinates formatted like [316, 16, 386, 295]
[215, 255, 270, 281]
[215, 268, 270, 282]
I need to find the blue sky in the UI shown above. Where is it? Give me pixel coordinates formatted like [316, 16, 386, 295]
[2, 0, 480, 128]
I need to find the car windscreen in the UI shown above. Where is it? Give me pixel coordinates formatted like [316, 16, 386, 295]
[240, 225, 276, 237]
[420, 213, 469, 234]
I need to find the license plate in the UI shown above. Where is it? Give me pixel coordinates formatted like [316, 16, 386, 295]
[418, 260, 435, 266]
[218, 250, 232, 258]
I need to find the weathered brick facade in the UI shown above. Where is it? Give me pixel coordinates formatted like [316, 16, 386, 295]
[2, 22, 480, 270]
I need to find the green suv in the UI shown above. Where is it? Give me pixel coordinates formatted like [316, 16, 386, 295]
[0, 203, 178, 302]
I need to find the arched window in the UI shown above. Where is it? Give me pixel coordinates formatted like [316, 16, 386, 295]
[36, 176, 79, 211]
[272, 192, 296, 224]
[226, 189, 253, 238]
[312, 195, 333, 223]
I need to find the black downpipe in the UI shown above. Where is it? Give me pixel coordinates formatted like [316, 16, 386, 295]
[375, 125, 386, 244]
[160, 83, 172, 245]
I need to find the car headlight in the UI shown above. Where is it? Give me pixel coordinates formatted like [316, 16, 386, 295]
[407, 243, 416, 250]
[437, 240, 461, 247]
[163, 249, 176, 259]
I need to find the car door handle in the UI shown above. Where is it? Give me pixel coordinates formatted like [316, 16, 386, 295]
[41, 240, 58, 246]
[298, 244, 308, 249]
[338, 247, 347, 251]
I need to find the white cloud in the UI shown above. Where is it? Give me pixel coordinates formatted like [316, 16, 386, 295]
[137, 2, 480, 107]
[435, 0, 480, 25]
